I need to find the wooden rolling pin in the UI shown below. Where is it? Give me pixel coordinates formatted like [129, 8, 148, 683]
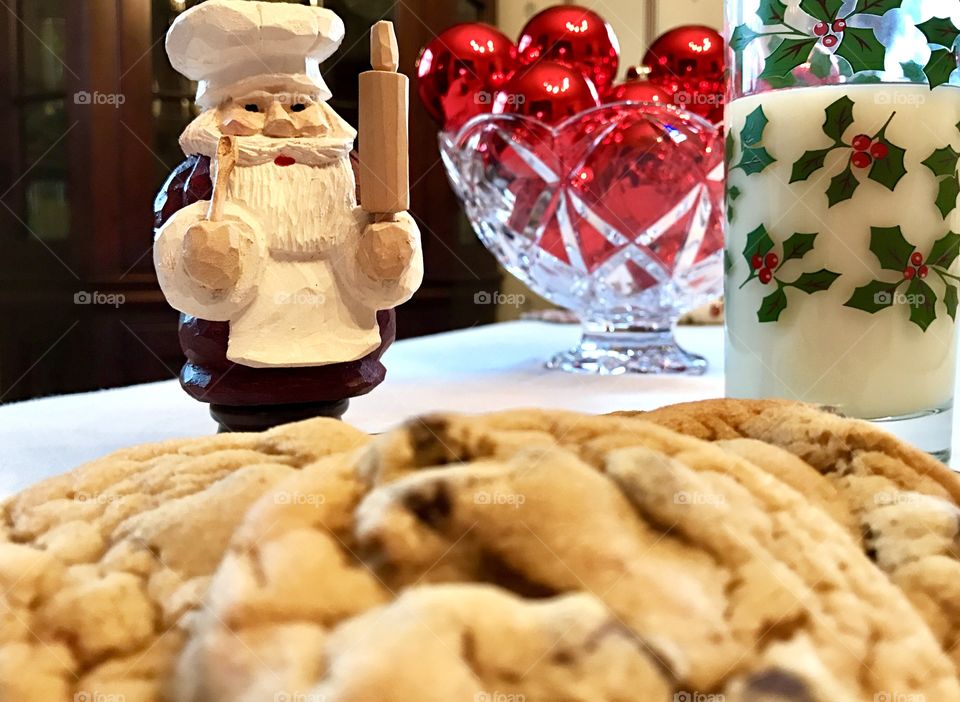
[359, 21, 409, 217]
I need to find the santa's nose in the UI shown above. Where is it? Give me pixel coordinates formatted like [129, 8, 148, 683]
[263, 102, 296, 138]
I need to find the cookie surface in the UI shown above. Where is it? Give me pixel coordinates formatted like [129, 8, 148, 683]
[177, 409, 960, 702]
[626, 399, 960, 665]
[0, 419, 370, 702]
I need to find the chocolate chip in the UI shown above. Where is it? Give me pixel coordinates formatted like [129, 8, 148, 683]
[744, 668, 815, 701]
[407, 416, 463, 467]
[403, 482, 453, 527]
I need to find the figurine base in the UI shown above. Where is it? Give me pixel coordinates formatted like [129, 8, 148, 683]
[210, 400, 350, 434]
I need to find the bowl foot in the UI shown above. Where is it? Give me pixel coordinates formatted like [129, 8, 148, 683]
[547, 328, 707, 376]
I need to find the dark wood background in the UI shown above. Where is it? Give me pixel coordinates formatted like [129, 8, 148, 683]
[0, 0, 501, 403]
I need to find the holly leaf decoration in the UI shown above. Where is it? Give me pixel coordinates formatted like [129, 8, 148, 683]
[922, 145, 960, 177]
[791, 148, 833, 183]
[810, 49, 834, 78]
[731, 25, 761, 52]
[935, 176, 960, 218]
[869, 225, 914, 271]
[758, 0, 789, 25]
[743, 224, 775, 263]
[844, 280, 901, 313]
[799, 0, 843, 22]
[759, 38, 818, 80]
[781, 232, 819, 263]
[741, 106, 769, 146]
[724, 249, 734, 275]
[907, 278, 937, 331]
[901, 61, 928, 82]
[924, 48, 957, 89]
[823, 95, 855, 143]
[927, 230, 960, 268]
[725, 131, 736, 163]
[945, 285, 959, 321]
[827, 164, 860, 206]
[728, 185, 742, 202]
[787, 269, 841, 294]
[737, 146, 777, 174]
[758, 284, 789, 323]
[868, 138, 907, 191]
[850, 0, 904, 15]
[917, 16, 960, 49]
[836, 28, 887, 74]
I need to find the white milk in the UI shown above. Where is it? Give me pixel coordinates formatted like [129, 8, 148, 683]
[725, 84, 960, 419]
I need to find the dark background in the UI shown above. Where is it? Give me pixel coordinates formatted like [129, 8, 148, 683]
[0, 0, 501, 403]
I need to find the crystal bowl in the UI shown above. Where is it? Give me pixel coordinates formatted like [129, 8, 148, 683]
[440, 102, 725, 375]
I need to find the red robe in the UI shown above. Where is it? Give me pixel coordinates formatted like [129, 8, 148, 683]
[154, 155, 395, 405]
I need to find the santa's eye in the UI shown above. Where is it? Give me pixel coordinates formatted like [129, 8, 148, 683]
[291, 103, 307, 112]
[244, 104, 260, 113]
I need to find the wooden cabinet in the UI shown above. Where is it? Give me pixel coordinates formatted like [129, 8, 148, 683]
[0, 0, 500, 402]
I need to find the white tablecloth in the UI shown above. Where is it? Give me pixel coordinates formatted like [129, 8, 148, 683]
[2, 320, 955, 496]
[0, 322, 723, 495]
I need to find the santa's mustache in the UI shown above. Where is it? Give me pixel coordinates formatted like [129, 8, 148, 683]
[180, 112, 354, 168]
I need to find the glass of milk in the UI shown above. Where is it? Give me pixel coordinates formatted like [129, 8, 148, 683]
[725, 1, 960, 460]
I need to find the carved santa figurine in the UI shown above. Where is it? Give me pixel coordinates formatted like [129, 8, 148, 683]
[154, 0, 422, 431]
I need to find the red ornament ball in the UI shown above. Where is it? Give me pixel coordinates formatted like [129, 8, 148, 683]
[643, 25, 725, 123]
[605, 79, 674, 106]
[517, 5, 621, 94]
[493, 60, 601, 125]
[416, 23, 518, 132]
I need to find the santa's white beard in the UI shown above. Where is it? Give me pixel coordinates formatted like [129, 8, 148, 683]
[227, 159, 362, 256]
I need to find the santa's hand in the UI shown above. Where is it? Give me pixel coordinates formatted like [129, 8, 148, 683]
[181, 221, 242, 293]
[357, 216, 416, 282]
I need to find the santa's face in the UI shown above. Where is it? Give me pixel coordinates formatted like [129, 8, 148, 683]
[218, 90, 329, 140]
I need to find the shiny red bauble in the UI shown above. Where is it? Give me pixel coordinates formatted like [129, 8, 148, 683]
[643, 25, 725, 123]
[493, 60, 601, 125]
[517, 5, 621, 95]
[605, 79, 674, 106]
[416, 23, 518, 131]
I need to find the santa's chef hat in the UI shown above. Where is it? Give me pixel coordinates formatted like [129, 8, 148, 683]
[166, 0, 345, 110]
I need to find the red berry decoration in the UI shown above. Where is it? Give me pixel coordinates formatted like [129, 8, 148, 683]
[517, 6, 621, 94]
[751, 254, 764, 270]
[823, 35, 839, 48]
[911, 252, 924, 266]
[832, 19, 847, 32]
[904, 267, 916, 280]
[764, 252, 780, 269]
[643, 25, 725, 123]
[759, 268, 773, 285]
[919, 265, 929, 279]
[417, 23, 518, 131]
[814, 22, 829, 36]
[852, 134, 872, 151]
[871, 142, 889, 159]
[851, 151, 873, 169]
[493, 60, 601, 125]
